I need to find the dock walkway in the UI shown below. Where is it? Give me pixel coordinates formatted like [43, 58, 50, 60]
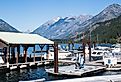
[46, 64, 106, 77]
[0, 60, 53, 71]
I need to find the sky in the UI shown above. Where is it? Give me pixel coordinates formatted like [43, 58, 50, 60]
[0, 0, 121, 32]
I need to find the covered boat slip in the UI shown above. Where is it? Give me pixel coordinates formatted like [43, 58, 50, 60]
[0, 32, 54, 65]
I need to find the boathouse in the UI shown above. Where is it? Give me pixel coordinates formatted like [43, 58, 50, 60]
[0, 32, 54, 64]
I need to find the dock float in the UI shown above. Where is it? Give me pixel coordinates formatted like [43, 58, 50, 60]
[106, 67, 121, 71]
[46, 64, 106, 77]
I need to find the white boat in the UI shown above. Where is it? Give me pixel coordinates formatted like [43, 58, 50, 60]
[91, 49, 109, 60]
[44, 45, 72, 60]
[47, 49, 72, 60]
[111, 44, 121, 53]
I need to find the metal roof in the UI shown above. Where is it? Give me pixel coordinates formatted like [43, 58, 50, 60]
[0, 32, 54, 45]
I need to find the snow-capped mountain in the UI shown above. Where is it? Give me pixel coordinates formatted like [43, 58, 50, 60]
[32, 4, 121, 39]
[32, 15, 92, 39]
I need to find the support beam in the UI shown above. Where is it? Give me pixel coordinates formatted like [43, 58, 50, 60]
[16, 45, 20, 63]
[46, 45, 49, 60]
[54, 43, 58, 73]
[8, 46, 10, 63]
[33, 45, 35, 62]
[3, 47, 7, 63]
[11, 47, 15, 63]
[23, 46, 28, 62]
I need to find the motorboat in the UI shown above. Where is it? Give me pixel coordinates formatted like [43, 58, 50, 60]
[44, 45, 72, 60]
[47, 49, 72, 60]
[91, 49, 109, 60]
[111, 44, 121, 53]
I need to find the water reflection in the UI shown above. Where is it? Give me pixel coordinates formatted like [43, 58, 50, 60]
[1, 66, 121, 82]
[0, 67, 47, 82]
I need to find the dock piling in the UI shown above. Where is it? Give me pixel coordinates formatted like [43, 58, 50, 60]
[54, 43, 58, 73]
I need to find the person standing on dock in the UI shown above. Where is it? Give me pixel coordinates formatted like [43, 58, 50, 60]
[79, 55, 84, 69]
[75, 54, 80, 69]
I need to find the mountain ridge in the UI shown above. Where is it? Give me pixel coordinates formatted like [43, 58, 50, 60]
[32, 15, 92, 39]
[0, 19, 19, 32]
[90, 14, 121, 43]
[32, 3, 121, 40]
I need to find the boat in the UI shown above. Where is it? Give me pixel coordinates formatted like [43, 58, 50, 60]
[111, 43, 121, 53]
[91, 49, 109, 61]
[44, 45, 72, 60]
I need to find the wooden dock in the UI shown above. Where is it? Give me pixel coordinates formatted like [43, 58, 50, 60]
[46, 64, 106, 77]
[0, 60, 54, 71]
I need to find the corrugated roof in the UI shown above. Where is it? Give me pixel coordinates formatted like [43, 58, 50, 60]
[0, 32, 54, 45]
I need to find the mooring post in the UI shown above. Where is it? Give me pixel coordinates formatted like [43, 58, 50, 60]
[82, 32, 86, 63]
[88, 42, 91, 62]
[88, 28, 91, 62]
[54, 43, 58, 73]
[82, 43, 85, 63]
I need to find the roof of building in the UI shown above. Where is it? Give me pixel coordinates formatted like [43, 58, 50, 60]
[0, 32, 54, 45]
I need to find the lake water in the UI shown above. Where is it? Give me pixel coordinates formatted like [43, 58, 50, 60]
[1, 66, 121, 82]
[0, 66, 73, 82]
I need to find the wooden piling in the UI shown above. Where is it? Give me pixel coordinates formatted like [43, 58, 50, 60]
[88, 42, 91, 62]
[82, 32, 86, 63]
[83, 43, 85, 63]
[54, 43, 58, 73]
